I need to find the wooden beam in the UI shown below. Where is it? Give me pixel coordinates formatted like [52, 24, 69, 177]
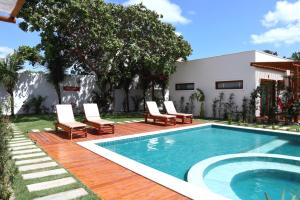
[10, 0, 26, 17]
[0, 16, 16, 23]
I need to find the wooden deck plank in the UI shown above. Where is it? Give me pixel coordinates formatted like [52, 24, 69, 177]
[29, 122, 199, 200]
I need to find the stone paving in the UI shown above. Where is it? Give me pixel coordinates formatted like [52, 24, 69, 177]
[9, 124, 89, 200]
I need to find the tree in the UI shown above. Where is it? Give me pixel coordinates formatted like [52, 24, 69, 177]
[19, 0, 123, 111]
[19, 1, 192, 112]
[43, 38, 68, 104]
[114, 4, 192, 108]
[291, 52, 300, 61]
[263, 50, 278, 56]
[0, 46, 40, 116]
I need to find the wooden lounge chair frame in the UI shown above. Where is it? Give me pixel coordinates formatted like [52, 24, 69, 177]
[145, 101, 176, 126]
[55, 104, 87, 140]
[83, 120, 115, 134]
[164, 101, 193, 124]
[83, 103, 115, 134]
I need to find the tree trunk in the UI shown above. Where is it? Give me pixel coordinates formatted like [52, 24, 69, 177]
[143, 87, 146, 111]
[161, 82, 166, 101]
[9, 91, 14, 117]
[125, 88, 130, 112]
[55, 84, 62, 104]
[151, 81, 155, 101]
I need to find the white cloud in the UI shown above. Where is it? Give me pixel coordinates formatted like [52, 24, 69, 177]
[262, 1, 300, 27]
[0, 46, 13, 58]
[251, 0, 300, 45]
[175, 31, 182, 36]
[123, 0, 190, 24]
[251, 23, 300, 45]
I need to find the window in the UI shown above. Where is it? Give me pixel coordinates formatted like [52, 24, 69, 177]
[216, 80, 243, 89]
[175, 83, 194, 90]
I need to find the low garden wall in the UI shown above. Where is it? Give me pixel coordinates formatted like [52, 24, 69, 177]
[0, 72, 143, 115]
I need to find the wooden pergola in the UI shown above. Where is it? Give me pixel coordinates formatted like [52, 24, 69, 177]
[0, 0, 25, 23]
[251, 61, 300, 101]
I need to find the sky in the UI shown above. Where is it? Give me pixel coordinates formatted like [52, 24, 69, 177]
[1, 0, 300, 63]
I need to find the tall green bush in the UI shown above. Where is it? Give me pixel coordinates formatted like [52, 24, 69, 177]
[0, 107, 15, 200]
[190, 88, 205, 117]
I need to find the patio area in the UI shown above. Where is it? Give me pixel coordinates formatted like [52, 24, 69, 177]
[28, 121, 201, 200]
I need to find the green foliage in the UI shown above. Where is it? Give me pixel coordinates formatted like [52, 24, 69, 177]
[215, 92, 225, 119]
[130, 95, 143, 112]
[0, 107, 16, 200]
[263, 50, 278, 56]
[242, 97, 249, 122]
[249, 87, 262, 123]
[22, 96, 47, 114]
[19, 0, 192, 112]
[290, 52, 300, 61]
[224, 93, 236, 121]
[190, 88, 205, 117]
[212, 98, 218, 119]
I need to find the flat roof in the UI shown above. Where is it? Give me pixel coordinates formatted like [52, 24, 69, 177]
[179, 50, 290, 63]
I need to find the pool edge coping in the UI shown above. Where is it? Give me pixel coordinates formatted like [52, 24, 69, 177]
[77, 123, 300, 200]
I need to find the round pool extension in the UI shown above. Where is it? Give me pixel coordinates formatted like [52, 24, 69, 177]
[187, 153, 300, 200]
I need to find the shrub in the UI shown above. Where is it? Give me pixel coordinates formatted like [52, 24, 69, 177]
[130, 95, 143, 112]
[22, 95, 47, 114]
[0, 107, 15, 200]
[212, 98, 218, 119]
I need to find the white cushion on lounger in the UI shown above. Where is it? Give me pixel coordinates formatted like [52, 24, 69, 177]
[56, 104, 76, 123]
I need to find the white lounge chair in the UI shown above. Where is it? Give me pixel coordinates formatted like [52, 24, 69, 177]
[145, 101, 176, 126]
[164, 101, 193, 123]
[83, 103, 115, 134]
[55, 104, 87, 140]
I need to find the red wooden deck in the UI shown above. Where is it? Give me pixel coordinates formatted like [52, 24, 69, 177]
[29, 121, 201, 200]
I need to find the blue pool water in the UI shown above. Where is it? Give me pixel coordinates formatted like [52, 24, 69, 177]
[98, 125, 300, 199]
[231, 170, 300, 200]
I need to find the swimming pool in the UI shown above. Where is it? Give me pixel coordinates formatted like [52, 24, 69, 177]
[78, 124, 300, 200]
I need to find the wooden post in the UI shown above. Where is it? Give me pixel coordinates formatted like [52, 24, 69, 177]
[295, 65, 299, 123]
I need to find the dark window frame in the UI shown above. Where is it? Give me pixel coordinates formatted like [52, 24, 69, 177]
[215, 80, 243, 90]
[175, 83, 195, 90]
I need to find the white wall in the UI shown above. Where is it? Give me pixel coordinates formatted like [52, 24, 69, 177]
[0, 72, 143, 115]
[169, 51, 287, 118]
[0, 72, 98, 115]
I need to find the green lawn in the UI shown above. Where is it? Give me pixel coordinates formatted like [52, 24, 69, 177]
[12, 113, 143, 133]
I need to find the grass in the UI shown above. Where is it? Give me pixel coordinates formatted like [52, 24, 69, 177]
[10, 122, 100, 200]
[12, 113, 143, 133]
[12, 169, 99, 200]
[11, 150, 99, 200]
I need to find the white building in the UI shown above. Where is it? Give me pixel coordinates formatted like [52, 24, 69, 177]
[169, 50, 289, 118]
